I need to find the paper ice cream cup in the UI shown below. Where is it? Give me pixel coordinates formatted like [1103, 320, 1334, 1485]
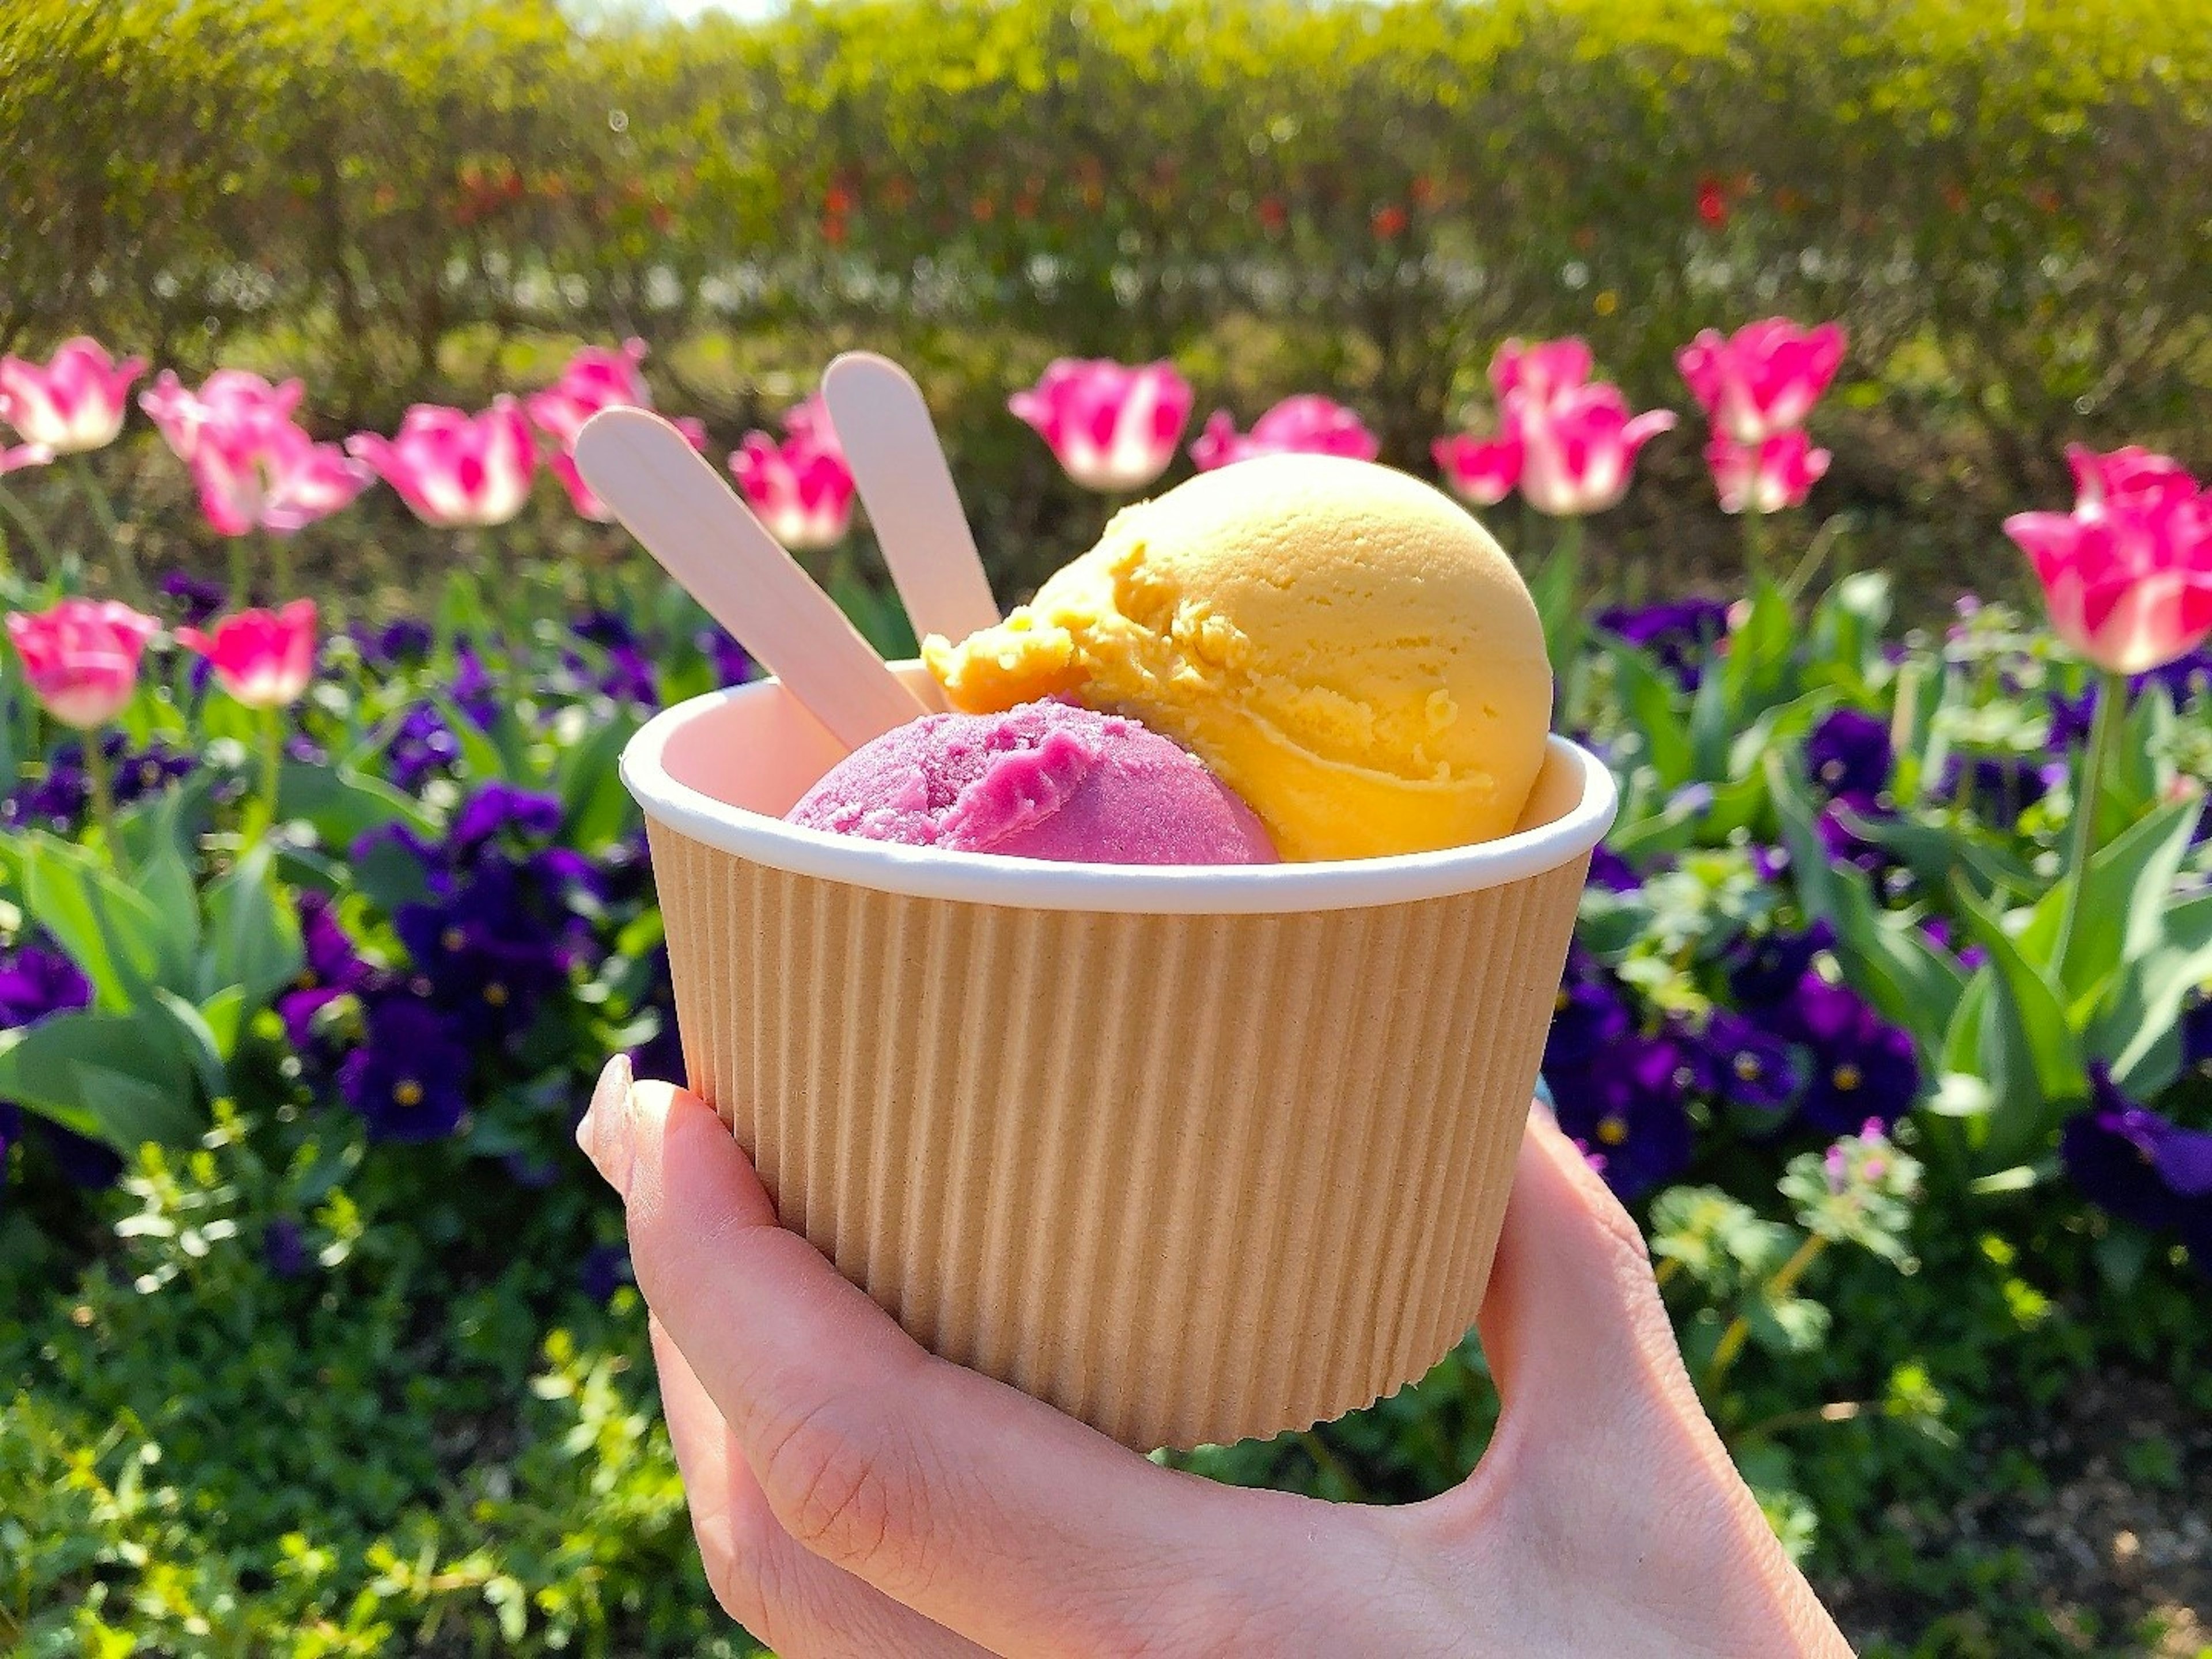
[622, 664, 1616, 1452]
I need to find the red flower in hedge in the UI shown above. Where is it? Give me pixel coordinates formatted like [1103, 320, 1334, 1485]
[1697, 177, 1728, 228]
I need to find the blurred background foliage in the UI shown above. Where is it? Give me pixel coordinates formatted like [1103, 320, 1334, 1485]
[3, 0, 2209, 604]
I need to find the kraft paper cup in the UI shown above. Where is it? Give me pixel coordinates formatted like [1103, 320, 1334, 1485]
[622, 664, 1616, 1452]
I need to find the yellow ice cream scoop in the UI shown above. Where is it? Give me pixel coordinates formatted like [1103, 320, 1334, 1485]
[923, 453, 1552, 861]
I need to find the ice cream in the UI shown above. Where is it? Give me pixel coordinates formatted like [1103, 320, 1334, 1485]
[785, 697, 1277, 864]
[923, 454, 1552, 861]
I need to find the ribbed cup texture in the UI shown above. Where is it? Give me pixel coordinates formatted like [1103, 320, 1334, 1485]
[647, 819, 1589, 1451]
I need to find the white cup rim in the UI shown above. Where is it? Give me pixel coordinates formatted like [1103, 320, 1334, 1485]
[622, 679, 1618, 915]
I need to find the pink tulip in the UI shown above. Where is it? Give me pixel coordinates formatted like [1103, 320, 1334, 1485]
[1431, 430, 1522, 506]
[1676, 319, 1847, 444]
[0, 337, 145, 454]
[1009, 358, 1193, 491]
[5, 599, 160, 729]
[1489, 337, 1593, 410]
[0, 441, 52, 475]
[1190, 395, 1379, 471]
[781, 390, 844, 459]
[188, 416, 370, 537]
[1515, 384, 1677, 517]
[2066, 443, 2197, 518]
[525, 340, 702, 520]
[139, 369, 303, 463]
[729, 433, 856, 550]
[346, 398, 536, 528]
[2005, 488, 2212, 676]
[141, 369, 364, 536]
[178, 600, 319, 707]
[1706, 430, 1831, 514]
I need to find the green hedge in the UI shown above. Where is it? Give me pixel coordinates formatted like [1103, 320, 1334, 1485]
[3, 0, 2209, 581]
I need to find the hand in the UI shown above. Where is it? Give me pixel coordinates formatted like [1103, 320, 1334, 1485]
[577, 1055, 1850, 1658]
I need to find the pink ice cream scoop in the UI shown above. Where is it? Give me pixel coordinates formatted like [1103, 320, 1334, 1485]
[785, 699, 1277, 864]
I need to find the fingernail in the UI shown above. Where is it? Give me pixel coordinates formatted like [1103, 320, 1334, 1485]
[578, 1053, 634, 1194]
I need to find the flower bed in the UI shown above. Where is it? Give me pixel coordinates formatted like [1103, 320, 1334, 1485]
[2, 323, 2209, 1654]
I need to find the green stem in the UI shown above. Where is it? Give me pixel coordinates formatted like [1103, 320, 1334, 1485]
[74, 456, 148, 606]
[82, 732, 127, 873]
[268, 532, 294, 600]
[1703, 1232, 1827, 1396]
[1741, 504, 1770, 589]
[0, 480, 59, 582]
[257, 704, 283, 840]
[227, 536, 251, 608]
[1298, 1430, 1372, 1502]
[2051, 668, 2127, 980]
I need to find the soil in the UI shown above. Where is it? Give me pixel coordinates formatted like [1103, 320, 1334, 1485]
[1824, 1370, 2212, 1657]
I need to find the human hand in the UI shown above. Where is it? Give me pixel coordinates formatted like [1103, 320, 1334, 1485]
[577, 1055, 1850, 1657]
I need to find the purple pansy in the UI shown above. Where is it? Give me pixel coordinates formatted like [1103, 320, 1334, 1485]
[159, 570, 228, 627]
[1699, 1009, 1804, 1113]
[339, 998, 472, 1143]
[1728, 923, 1835, 1010]
[1942, 751, 2062, 821]
[1805, 707, 1893, 802]
[276, 891, 378, 1052]
[1550, 1031, 1698, 1199]
[263, 1217, 310, 1278]
[580, 1241, 635, 1302]
[2061, 1069, 2212, 1271]
[1596, 599, 1731, 692]
[1774, 978, 1921, 1133]
[396, 858, 580, 1040]
[698, 627, 753, 688]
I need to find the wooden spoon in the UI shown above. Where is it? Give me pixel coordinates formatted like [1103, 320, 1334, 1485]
[573, 406, 929, 751]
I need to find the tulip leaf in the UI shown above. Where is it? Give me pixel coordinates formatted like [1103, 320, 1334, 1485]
[278, 760, 437, 851]
[1605, 641, 1693, 790]
[1719, 578, 1798, 717]
[1527, 541, 1586, 685]
[1833, 806, 2037, 904]
[554, 707, 644, 853]
[2092, 892, 2212, 1099]
[1807, 571, 1892, 697]
[1950, 880, 2088, 1155]
[0, 1008, 203, 1151]
[19, 831, 171, 1012]
[201, 842, 304, 1014]
[2016, 794, 2203, 1006]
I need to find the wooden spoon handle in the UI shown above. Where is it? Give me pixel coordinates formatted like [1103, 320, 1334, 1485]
[823, 352, 1001, 644]
[574, 406, 928, 751]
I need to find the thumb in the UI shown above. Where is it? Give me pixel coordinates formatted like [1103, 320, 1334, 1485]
[1471, 1104, 1699, 1431]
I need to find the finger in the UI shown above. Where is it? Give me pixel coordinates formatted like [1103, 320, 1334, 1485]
[611, 1078, 1365, 1657]
[650, 1318, 989, 1659]
[1471, 1104, 1699, 1429]
[1415, 1109, 1839, 1651]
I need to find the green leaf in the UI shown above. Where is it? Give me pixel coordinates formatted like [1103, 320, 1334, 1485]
[1952, 883, 2089, 1156]
[2092, 892, 2212, 1097]
[0, 1009, 203, 1149]
[553, 706, 644, 852]
[146, 987, 230, 1103]
[1604, 639, 1694, 789]
[1834, 807, 2038, 905]
[1527, 539, 1586, 680]
[19, 832, 172, 1009]
[428, 692, 508, 782]
[278, 760, 437, 852]
[2016, 794, 2202, 1008]
[202, 842, 305, 1013]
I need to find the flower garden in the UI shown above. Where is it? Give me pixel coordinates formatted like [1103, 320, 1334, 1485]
[6, 0, 2212, 1654]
